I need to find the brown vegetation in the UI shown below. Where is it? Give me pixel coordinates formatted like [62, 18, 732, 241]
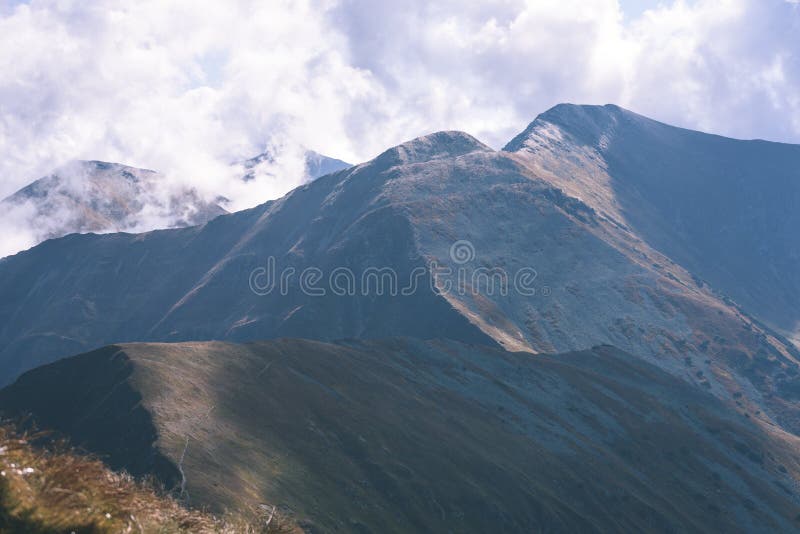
[0, 424, 299, 533]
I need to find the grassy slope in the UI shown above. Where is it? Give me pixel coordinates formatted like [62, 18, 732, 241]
[2, 339, 800, 533]
[0, 425, 299, 533]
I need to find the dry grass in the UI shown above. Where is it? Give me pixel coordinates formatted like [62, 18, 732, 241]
[0, 424, 300, 534]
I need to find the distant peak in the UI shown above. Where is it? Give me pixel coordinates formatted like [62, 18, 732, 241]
[540, 103, 625, 118]
[373, 131, 492, 167]
[537, 103, 628, 129]
[67, 160, 155, 173]
[240, 148, 351, 182]
[504, 103, 634, 152]
[83, 160, 122, 170]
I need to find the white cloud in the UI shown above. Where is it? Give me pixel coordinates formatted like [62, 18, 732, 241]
[624, 0, 800, 140]
[0, 0, 376, 204]
[0, 201, 38, 256]
[327, 0, 800, 147]
[0, 0, 797, 222]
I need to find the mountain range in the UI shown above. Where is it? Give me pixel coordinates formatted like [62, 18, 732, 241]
[0, 103, 799, 531]
[0, 150, 352, 257]
[1, 106, 798, 425]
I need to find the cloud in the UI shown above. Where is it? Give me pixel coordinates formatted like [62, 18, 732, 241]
[0, 0, 375, 203]
[0, 201, 38, 256]
[328, 0, 800, 147]
[624, 0, 800, 140]
[0, 0, 797, 231]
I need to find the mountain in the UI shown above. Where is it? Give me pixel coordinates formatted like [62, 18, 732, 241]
[0, 160, 228, 255]
[506, 103, 800, 346]
[1, 118, 799, 436]
[304, 150, 352, 179]
[241, 149, 351, 182]
[0, 150, 350, 259]
[0, 133, 497, 383]
[2, 338, 799, 533]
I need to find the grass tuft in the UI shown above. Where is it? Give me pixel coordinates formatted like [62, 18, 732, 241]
[0, 424, 300, 533]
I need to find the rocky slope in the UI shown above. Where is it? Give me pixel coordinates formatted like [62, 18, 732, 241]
[1, 339, 799, 533]
[507, 103, 800, 346]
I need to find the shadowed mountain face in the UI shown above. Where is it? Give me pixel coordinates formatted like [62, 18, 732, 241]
[1, 339, 799, 533]
[0, 121, 799, 435]
[506, 103, 800, 345]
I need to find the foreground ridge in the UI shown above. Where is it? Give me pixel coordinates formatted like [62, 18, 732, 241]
[2, 338, 799, 533]
[0, 423, 299, 533]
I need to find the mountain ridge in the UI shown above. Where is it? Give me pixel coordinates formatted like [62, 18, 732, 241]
[2, 338, 799, 533]
[506, 103, 800, 152]
[507, 103, 800, 345]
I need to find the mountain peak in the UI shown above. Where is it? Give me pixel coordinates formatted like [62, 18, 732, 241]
[374, 131, 492, 168]
[241, 149, 351, 182]
[5, 160, 156, 204]
[0, 159, 227, 256]
[80, 160, 156, 173]
[539, 102, 624, 119]
[504, 103, 634, 151]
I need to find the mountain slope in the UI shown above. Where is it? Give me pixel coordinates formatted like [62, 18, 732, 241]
[0, 125, 798, 434]
[1, 339, 799, 533]
[0, 132, 498, 383]
[506, 103, 800, 344]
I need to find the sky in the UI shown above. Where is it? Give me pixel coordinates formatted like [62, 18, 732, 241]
[0, 0, 798, 208]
